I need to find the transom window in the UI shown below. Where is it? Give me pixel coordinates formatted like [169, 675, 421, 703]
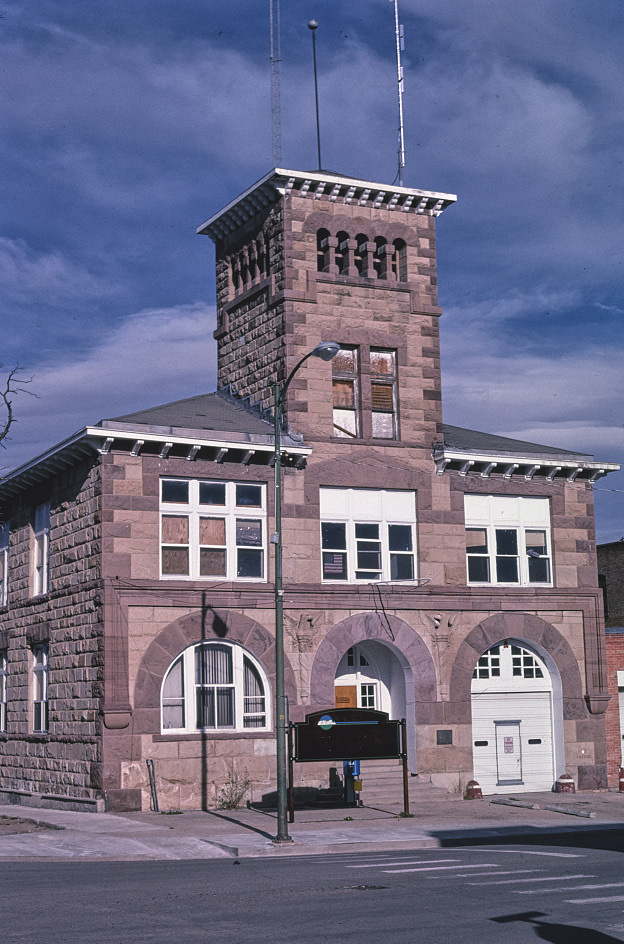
[465, 495, 552, 586]
[0, 523, 8, 607]
[472, 643, 548, 686]
[160, 479, 266, 581]
[320, 487, 416, 583]
[161, 642, 270, 734]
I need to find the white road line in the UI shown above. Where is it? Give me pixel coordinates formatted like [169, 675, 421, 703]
[517, 883, 624, 895]
[468, 874, 591, 886]
[384, 863, 499, 874]
[449, 870, 538, 878]
[510, 851, 583, 858]
[346, 859, 459, 869]
[566, 896, 624, 904]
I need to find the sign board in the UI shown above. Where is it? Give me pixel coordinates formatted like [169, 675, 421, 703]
[293, 708, 402, 762]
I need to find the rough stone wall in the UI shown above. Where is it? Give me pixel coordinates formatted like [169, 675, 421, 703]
[0, 458, 103, 801]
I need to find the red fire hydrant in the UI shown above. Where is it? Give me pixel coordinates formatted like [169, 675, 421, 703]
[465, 779, 483, 800]
[555, 773, 576, 794]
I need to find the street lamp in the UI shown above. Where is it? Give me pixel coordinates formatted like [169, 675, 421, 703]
[273, 340, 339, 842]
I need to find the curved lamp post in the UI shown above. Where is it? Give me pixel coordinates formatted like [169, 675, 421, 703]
[273, 341, 339, 842]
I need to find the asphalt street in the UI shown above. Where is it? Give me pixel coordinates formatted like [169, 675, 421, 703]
[4, 842, 624, 943]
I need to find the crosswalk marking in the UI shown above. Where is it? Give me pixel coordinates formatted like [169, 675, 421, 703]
[449, 869, 538, 878]
[517, 883, 624, 895]
[383, 863, 498, 874]
[566, 896, 624, 904]
[346, 859, 460, 869]
[468, 873, 590, 886]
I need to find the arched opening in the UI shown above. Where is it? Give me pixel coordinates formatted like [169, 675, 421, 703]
[471, 639, 563, 794]
[392, 239, 407, 281]
[334, 639, 413, 768]
[316, 228, 330, 272]
[354, 233, 369, 276]
[335, 231, 350, 274]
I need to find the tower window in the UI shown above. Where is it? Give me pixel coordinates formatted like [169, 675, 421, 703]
[373, 237, 387, 278]
[354, 234, 369, 276]
[392, 240, 408, 281]
[335, 231, 350, 275]
[370, 349, 398, 439]
[332, 346, 360, 438]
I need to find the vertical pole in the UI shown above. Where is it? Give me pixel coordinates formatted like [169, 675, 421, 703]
[308, 20, 322, 171]
[401, 718, 410, 816]
[274, 382, 290, 842]
[288, 723, 295, 823]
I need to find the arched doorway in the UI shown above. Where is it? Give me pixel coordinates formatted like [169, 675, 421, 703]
[334, 641, 404, 718]
[471, 640, 562, 794]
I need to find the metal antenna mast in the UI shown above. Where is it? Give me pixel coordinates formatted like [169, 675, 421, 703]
[270, 0, 282, 167]
[391, 0, 406, 185]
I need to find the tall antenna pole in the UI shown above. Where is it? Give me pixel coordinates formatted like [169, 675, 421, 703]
[392, 0, 406, 185]
[270, 0, 282, 167]
[308, 20, 322, 171]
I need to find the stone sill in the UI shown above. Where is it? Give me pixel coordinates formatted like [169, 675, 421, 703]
[154, 731, 273, 742]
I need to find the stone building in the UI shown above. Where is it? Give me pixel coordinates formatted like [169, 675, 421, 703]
[598, 540, 624, 787]
[0, 168, 619, 812]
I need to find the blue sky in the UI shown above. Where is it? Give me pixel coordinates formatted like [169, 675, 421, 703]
[1, 0, 622, 541]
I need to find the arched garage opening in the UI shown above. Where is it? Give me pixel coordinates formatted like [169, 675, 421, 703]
[471, 639, 563, 794]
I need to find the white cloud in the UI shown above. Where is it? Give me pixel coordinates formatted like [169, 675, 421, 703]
[2, 303, 217, 472]
[0, 238, 109, 307]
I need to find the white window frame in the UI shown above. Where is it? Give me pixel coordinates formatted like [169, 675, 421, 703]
[618, 671, 624, 766]
[160, 641, 271, 734]
[465, 495, 552, 587]
[32, 643, 49, 733]
[0, 649, 7, 732]
[160, 479, 267, 582]
[0, 522, 8, 607]
[320, 487, 417, 584]
[33, 502, 50, 597]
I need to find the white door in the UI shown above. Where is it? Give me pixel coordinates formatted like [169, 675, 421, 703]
[495, 721, 522, 784]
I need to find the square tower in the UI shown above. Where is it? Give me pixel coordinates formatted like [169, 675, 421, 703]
[198, 169, 456, 455]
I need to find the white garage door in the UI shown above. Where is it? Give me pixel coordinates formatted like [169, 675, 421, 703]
[471, 643, 555, 794]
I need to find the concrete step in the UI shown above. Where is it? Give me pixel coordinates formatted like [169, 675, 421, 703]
[357, 760, 453, 808]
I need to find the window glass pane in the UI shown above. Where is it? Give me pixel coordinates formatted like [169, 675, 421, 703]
[356, 570, 380, 580]
[35, 502, 50, 533]
[322, 551, 347, 579]
[0, 523, 8, 550]
[528, 557, 550, 583]
[199, 517, 226, 545]
[496, 556, 519, 582]
[216, 688, 235, 727]
[355, 523, 379, 540]
[332, 348, 356, 373]
[236, 485, 262, 507]
[161, 516, 189, 544]
[236, 520, 262, 546]
[199, 482, 226, 505]
[389, 525, 412, 552]
[466, 528, 488, 553]
[333, 379, 355, 408]
[496, 529, 518, 555]
[163, 657, 183, 701]
[371, 383, 394, 411]
[237, 548, 263, 578]
[196, 690, 215, 728]
[161, 547, 189, 575]
[198, 645, 233, 684]
[390, 554, 414, 580]
[333, 409, 358, 438]
[370, 350, 395, 376]
[162, 480, 189, 503]
[199, 549, 226, 576]
[163, 704, 185, 729]
[357, 550, 381, 570]
[526, 530, 547, 555]
[371, 413, 395, 439]
[322, 522, 346, 549]
[468, 557, 490, 582]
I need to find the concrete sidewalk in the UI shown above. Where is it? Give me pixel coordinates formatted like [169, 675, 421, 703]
[1, 791, 624, 861]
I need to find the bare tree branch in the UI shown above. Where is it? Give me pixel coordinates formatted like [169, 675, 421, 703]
[0, 364, 36, 449]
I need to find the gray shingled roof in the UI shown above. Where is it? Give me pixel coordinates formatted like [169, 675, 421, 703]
[102, 391, 275, 438]
[441, 424, 593, 461]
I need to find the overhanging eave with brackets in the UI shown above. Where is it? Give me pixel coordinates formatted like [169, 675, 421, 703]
[432, 445, 619, 484]
[0, 426, 311, 504]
